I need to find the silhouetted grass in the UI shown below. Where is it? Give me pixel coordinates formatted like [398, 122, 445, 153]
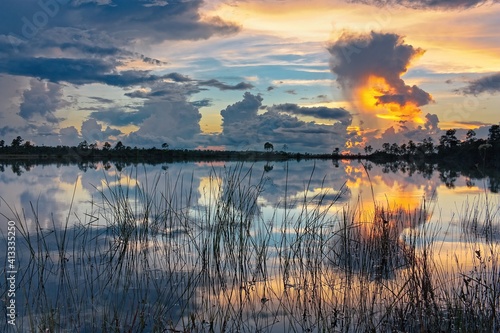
[1, 163, 499, 332]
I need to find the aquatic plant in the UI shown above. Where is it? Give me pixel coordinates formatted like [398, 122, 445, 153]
[0, 163, 499, 332]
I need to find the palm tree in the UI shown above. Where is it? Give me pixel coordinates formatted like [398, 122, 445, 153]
[488, 124, 500, 145]
[11, 136, 23, 147]
[77, 140, 88, 150]
[114, 141, 125, 150]
[264, 142, 274, 152]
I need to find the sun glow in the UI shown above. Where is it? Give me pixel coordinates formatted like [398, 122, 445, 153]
[356, 75, 428, 126]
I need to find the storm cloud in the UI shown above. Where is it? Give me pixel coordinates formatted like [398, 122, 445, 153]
[327, 31, 434, 130]
[329, 31, 432, 108]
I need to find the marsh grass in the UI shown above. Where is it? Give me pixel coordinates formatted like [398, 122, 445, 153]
[0, 163, 499, 332]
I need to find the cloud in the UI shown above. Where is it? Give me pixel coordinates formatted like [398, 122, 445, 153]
[19, 79, 70, 123]
[122, 81, 203, 147]
[424, 113, 439, 132]
[81, 118, 122, 143]
[346, 0, 498, 9]
[0, 56, 171, 87]
[220, 92, 263, 131]
[219, 93, 353, 152]
[165, 72, 193, 83]
[162, 72, 254, 91]
[0, 0, 239, 45]
[128, 101, 201, 143]
[0, 0, 240, 94]
[89, 108, 151, 127]
[198, 79, 254, 91]
[329, 31, 432, 107]
[328, 31, 433, 128]
[191, 98, 212, 108]
[125, 80, 201, 100]
[88, 96, 114, 104]
[269, 103, 352, 124]
[459, 73, 500, 95]
[0, 0, 246, 149]
[58, 126, 81, 146]
[363, 125, 435, 151]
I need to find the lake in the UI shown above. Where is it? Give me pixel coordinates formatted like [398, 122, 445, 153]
[1, 160, 499, 332]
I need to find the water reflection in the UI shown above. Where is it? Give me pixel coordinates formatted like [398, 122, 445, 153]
[1, 159, 499, 239]
[0, 160, 499, 332]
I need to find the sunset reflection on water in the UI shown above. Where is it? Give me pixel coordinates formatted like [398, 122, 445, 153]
[1, 160, 499, 331]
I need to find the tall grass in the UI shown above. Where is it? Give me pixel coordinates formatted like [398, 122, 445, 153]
[1, 163, 499, 332]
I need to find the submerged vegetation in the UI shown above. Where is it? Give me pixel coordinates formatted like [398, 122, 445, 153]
[1, 164, 499, 332]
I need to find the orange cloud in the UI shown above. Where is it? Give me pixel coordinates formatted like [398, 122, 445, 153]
[329, 31, 433, 130]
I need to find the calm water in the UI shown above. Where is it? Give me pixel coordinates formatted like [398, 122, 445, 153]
[1, 160, 499, 331]
[1, 159, 497, 236]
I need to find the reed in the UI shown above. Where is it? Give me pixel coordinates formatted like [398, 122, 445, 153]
[0, 163, 499, 332]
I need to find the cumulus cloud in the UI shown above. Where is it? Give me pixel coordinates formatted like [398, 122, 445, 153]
[81, 118, 122, 143]
[19, 79, 70, 123]
[347, 0, 498, 9]
[424, 113, 439, 132]
[0, 0, 246, 148]
[219, 93, 353, 152]
[0, 75, 29, 129]
[329, 31, 432, 107]
[128, 101, 201, 143]
[328, 31, 433, 129]
[58, 126, 81, 146]
[459, 73, 500, 95]
[122, 82, 202, 147]
[269, 103, 352, 125]
[220, 92, 263, 132]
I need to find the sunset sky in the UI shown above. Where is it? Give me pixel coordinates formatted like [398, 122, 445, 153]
[0, 0, 499, 152]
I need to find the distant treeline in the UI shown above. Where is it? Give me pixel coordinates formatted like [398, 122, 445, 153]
[364, 125, 500, 168]
[1, 124, 500, 171]
[0, 137, 336, 163]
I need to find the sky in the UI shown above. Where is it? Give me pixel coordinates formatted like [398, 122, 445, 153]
[0, 0, 499, 153]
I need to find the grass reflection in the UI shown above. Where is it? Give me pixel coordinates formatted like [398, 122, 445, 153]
[0, 163, 499, 332]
